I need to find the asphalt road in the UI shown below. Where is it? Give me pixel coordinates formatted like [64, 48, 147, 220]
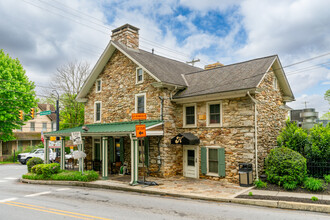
[0, 164, 329, 220]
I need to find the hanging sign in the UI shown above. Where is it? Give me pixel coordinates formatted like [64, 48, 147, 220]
[135, 124, 146, 138]
[71, 132, 82, 145]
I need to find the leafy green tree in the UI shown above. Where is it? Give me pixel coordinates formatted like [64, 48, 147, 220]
[0, 49, 38, 141]
[277, 120, 308, 156]
[305, 123, 330, 162]
[321, 89, 330, 120]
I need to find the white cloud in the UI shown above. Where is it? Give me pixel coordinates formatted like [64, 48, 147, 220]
[287, 94, 329, 116]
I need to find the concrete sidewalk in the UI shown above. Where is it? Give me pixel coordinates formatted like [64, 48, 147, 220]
[20, 176, 330, 214]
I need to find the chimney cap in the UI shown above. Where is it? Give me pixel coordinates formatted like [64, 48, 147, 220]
[111, 24, 140, 34]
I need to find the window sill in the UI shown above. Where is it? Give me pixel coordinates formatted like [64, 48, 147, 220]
[183, 125, 197, 128]
[96, 91, 101, 93]
[206, 172, 219, 177]
[206, 124, 222, 128]
[135, 81, 143, 85]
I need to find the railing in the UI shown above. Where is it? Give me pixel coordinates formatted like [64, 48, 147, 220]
[307, 161, 330, 178]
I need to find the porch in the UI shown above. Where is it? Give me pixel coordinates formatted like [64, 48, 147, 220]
[44, 120, 163, 185]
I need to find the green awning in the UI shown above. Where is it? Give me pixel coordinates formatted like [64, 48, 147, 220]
[44, 120, 163, 136]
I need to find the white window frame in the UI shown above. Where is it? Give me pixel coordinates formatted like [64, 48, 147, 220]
[96, 79, 102, 93]
[136, 67, 144, 84]
[42, 122, 47, 131]
[206, 146, 221, 177]
[206, 101, 222, 127]
[183, 103, 197, 128]
[94, 101, 102, 123]
[135, 93, 146, 113]
[30, 122, 35, 131]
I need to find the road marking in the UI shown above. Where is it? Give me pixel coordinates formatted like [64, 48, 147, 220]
[56, 188, 71, 191]
[4, 177, 18, 180]
[4, 201, 112, 220]
[0, 180, 8, 183]
[24, 191, 51, 197]
[0, 197, 18, 203]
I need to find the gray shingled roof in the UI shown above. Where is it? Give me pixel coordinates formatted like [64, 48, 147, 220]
[38, 103, 56, 121]
[173, 55, 277, 98]
[113, 41, 202, 86]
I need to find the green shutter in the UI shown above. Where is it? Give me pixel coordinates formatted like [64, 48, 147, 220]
[120, 137, 124, 163]
[201, 147, 207, 175]
[218, 148, 225, 177]
[109, 137, 114, 163]
[144, 137, 149, 167]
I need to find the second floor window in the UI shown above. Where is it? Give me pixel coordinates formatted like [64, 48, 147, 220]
[135, 93, 146, 113]
[95, 102, 101, 122]
[136, 68, 143, 84]
[96, 79, 102, 92]
[42, 122, 47, 131]
[30, 122, 35, 131]
[184, 104, 196, 127]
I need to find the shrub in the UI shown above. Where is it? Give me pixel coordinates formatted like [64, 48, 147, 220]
[311, 196, 318, 201]
[324, 175, 330, 183]
[277, 120, 308, 156]
[283, 181, 298, 190]
[24, 170, 99, 182]
[303, 177, 327, 191]
[248, 192, 253, 196]
[305, 124, 330, 163]
[41, 163, 60, 177]
[254, 179, 267, 189]
[265, 147, 307, 186]
[27, 157, 44, 173]
[31, 164, 43, 175]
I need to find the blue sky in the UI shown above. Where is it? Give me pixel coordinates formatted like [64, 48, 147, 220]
[0, 0, 329, 116]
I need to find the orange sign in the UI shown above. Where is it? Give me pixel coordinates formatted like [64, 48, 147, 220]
[135, 124, 146, 138]
[50, 136, 56, 141]
[132, 113, 147, 120]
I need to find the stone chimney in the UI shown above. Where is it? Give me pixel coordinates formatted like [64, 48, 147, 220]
[111, 24, 140, 50]
[204, 62, 224, 70]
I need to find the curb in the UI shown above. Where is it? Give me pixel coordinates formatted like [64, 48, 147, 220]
[21, 179, 330, 214]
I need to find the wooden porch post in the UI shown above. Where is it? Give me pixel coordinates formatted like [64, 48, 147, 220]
[130, 134, 138, 185]
[44, 137, 49, 164]
[102, 137, 108, 179]
[60, 137, 65, 170]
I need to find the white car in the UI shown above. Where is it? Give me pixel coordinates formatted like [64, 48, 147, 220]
[18, 148, 56, 164]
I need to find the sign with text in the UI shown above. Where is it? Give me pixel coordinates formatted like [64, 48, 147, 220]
[132, 113, 147, 120]
[49, 140, 61, 148]
[50, 136, 56, 141]
[71, 132, 82, 145]
[135, 124, 146, 138]
[40, 110, 52, 116]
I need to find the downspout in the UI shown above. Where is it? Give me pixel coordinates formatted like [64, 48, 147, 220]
[247, 91, 258, 180]
[159, 96, 164, 121]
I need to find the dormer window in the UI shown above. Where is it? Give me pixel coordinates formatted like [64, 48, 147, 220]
[96, 79, 102, 92]
[136, 68, 143, 84]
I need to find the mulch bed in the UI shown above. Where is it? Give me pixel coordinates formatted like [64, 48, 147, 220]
[257, 182, 330, 195]
[237, 194, 330, 205]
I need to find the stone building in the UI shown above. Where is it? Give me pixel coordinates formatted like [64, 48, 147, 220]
[0, 104, 56, 161]
[45, 24, 294, 184]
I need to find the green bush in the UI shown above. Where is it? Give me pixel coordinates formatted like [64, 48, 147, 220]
[23, 170, 99, 182]
[26, 157, 44, 173]
[265, 147, 307, 186]
[248, 192, 253, 196]
[305, 124, 330, 163]
[41, 163, 60, 177]
[311, 196, 318, 201]
[254, 179, 267, 188]
[303, 177, 327, 191]
[31, 164, 43, 175]
[324, 175, 330, 183]
[283, 181, 298, 190]
[277, 120, 308, 156]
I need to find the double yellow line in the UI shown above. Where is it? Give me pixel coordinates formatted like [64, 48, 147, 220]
[1, 201, 112, 220]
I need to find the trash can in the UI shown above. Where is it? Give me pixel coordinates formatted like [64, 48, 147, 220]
[239, 163, 253, 187]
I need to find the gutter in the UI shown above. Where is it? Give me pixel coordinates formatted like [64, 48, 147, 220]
[247, 91, 258, 180]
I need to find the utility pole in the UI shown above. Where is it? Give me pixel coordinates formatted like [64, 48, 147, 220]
[186, 58, 200, 66]
[303, 101, 309, 109]
[52, 90, 60, 131]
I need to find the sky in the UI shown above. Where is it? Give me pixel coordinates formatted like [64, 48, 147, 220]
[0, 0, 329, 117]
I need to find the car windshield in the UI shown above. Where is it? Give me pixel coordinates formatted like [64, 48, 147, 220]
[30, 149, 37, 153]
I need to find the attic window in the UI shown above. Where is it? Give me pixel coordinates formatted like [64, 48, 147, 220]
[96, 79, 102, 92]
[273, 76, 278, 90]
[136, 68, 143, 84]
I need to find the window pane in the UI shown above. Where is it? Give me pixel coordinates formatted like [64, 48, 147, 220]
[137, 68, 143, 82]
[137, 96, 144, 113]
[210, 114, 220, 124]
[97, 80, 101, 91]
[30, 122, 35, 131]
[209, 104, 220, 124]
[208, 149, 218, 173]
[186, 106, 195, 125]
[96, 103, 101, 121]
[42, 123, 47, 131]
[210, 104, 220, 114]
[115, 139, 120, 162]
[187, 150, 195, 166]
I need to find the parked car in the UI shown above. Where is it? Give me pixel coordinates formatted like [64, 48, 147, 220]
[18, 148, 56, 165]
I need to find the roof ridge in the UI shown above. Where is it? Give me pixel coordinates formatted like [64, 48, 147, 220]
[184, 55, 278, 76]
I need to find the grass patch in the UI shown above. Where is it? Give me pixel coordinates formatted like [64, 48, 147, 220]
[303, 177, 327, 191]
[0, 162, 20, 165]
[23, 170, 99, 182]
[254, 179, 267, 189]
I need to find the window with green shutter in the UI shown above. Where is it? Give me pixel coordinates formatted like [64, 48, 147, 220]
[201, 147, 226, 177]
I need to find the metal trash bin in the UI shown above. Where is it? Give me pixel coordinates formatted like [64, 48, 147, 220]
[239, 163, 253, 187]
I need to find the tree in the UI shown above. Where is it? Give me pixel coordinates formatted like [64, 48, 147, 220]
[0, 49, 38, 141]
[48, 61, 90, 129]
[321, 89, 330, 120]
